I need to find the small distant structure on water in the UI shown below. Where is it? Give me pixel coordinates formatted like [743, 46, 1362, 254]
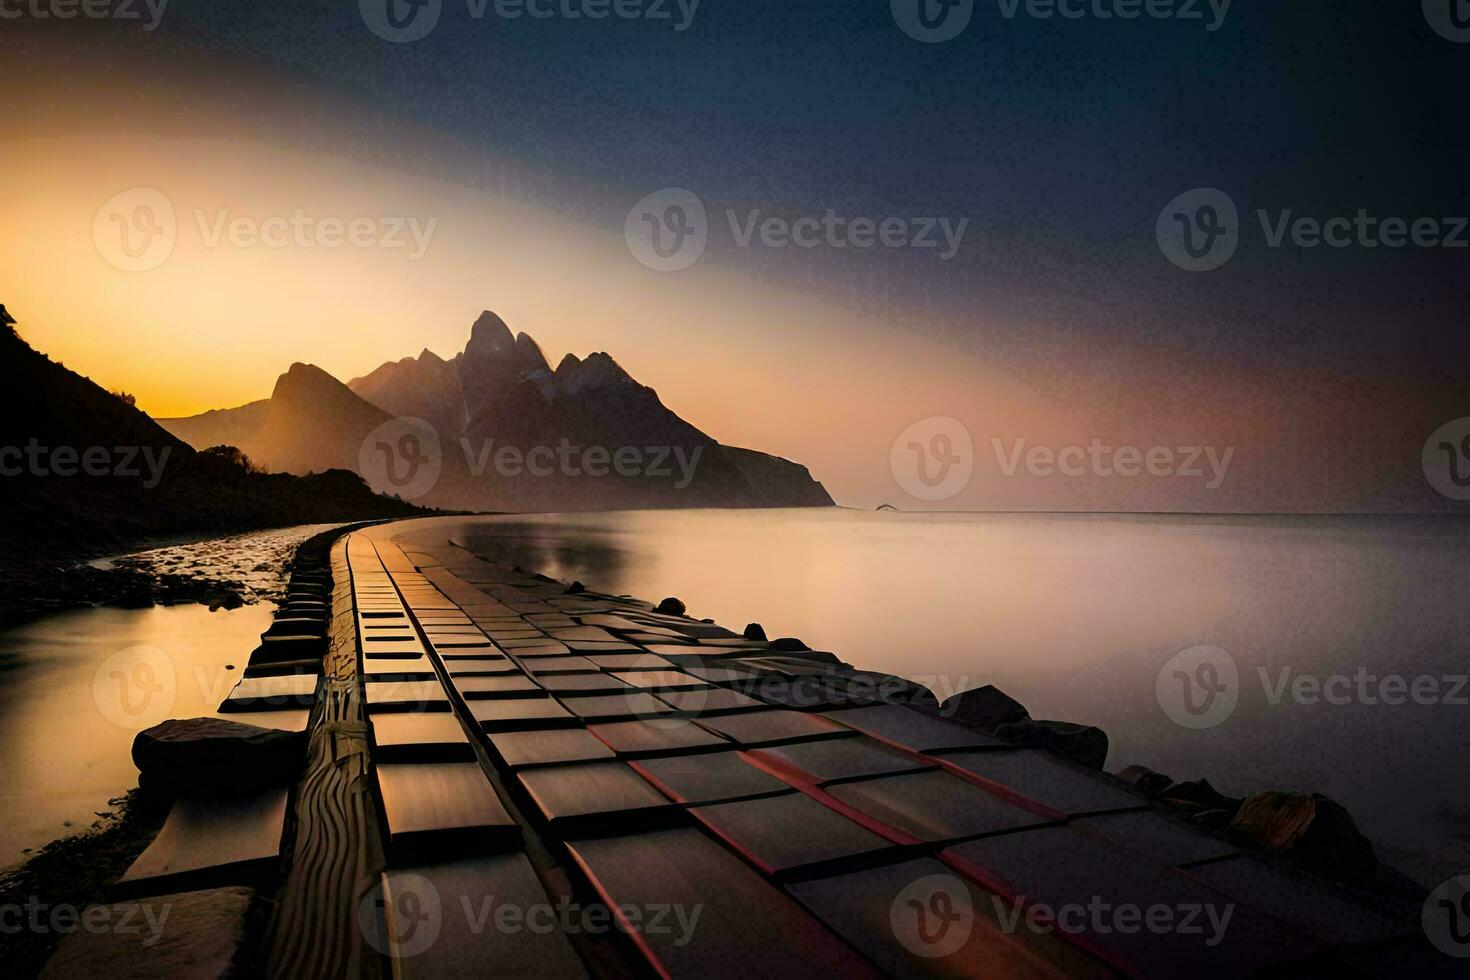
[875, 503, 899, 512]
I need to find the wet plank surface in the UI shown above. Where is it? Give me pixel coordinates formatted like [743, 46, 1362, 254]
[566, 827, 882, 978]
[375, 762, 519, 852]
[379, 853, 588, 978]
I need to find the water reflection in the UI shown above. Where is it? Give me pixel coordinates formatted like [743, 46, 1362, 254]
[0, 603, 273, 862]
[408, 509, 1470, 887]
[456, 522, 629, 587]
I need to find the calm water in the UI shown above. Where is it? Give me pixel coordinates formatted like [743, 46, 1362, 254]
[0, 524, 332, 863]
[0, 604, 275, 863]
[399, 509, 1470, 886]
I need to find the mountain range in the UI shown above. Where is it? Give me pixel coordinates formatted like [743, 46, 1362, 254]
[159, 311, 833, 511]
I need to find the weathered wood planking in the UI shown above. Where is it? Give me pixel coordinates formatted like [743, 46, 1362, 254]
[263, 536, 387, 980]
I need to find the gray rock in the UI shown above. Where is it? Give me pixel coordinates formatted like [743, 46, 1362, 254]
[992, 718, 1109, 770]
[743, 623, 767, 641]
[1229, 791, 1376, 883]
[1116, 764, 1174, 795]
[933, 684, 1030, 731]
[1157, 777, 1243, 814]
[654, 597, 686, 616]
[40, 886, 256, 980]
[768, 637, 811, 652]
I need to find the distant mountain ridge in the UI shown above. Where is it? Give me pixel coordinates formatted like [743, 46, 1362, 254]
[160, 310, 834, 511]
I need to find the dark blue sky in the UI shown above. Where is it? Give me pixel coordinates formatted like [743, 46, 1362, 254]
[121, 0, 1465, 384]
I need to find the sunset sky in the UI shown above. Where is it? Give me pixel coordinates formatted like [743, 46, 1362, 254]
[3, 6, 1466, 511]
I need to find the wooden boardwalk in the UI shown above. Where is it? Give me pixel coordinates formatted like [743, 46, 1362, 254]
[64, 519, 1448, 978]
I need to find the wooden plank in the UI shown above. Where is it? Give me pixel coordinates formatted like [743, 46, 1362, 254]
[376, 763, 520, 854]
[566, 828, 881, 977]
[120, 788, 288, 887]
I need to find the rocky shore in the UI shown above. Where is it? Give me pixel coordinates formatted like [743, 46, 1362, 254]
[0, 523, 365, 628]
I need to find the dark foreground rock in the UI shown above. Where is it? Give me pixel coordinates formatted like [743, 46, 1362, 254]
[915, 685, 1108, 769]
[991, 719, 1110, 770]
[39, 886, 256, 980]
[132, 718, 306, 796]
[932, 684, 1030, 730]
[1229, 790, 1377, 883]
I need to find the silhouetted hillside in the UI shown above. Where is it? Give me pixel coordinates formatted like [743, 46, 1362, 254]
[0, 313, 426, 584]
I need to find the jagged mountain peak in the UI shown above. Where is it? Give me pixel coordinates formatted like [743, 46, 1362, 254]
[556, 351, 636, 395]
[513, 331, 551, 376]
[279, 362, 340, 388]
[467, 310, 515, 353]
